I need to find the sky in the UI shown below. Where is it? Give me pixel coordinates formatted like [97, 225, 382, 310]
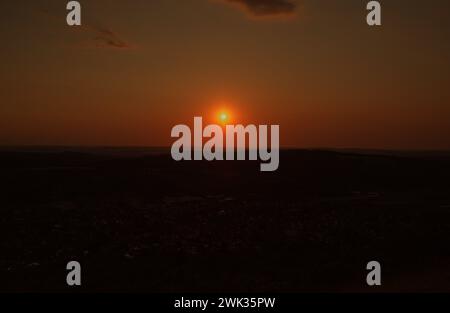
[1, 0, 450, 149]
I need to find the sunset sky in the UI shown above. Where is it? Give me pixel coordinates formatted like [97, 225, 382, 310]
[1, 0, 450, 148]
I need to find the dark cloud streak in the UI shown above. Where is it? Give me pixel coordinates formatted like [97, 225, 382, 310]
[91, 27, 131, 50]
[221, 0, 297, 18]
[36, 1, 131, 50]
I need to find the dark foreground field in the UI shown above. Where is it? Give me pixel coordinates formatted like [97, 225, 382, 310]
[1, 148, 450, 292]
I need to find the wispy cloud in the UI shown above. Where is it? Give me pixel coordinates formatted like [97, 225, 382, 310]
[37, 1, 132, 50]
[218, 0, 298, 18]
[90, 26, 131, 50]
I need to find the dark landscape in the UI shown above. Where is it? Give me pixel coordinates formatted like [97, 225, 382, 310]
[1, 148, 450, 292]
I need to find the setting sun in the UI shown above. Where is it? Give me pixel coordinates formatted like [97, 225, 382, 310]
[219, 112, 229, 124]
[215, 108, 233, 125]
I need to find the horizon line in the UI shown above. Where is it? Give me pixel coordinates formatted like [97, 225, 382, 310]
[1, 145, 450, 153]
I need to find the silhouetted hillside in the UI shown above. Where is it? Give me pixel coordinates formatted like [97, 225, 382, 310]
[1, 149, 450, 292]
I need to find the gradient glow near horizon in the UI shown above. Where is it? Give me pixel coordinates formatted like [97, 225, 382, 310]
[1, 0, 450, 149]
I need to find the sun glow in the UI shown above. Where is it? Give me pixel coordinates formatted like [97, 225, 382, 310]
[219, 112, 229, 123]
[212, 102, 240, 125]
[216, 109, 231, 125]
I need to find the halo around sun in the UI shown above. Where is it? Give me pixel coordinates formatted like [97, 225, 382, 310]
[212, 103, 237, 125]
[219, 112, 229, 123]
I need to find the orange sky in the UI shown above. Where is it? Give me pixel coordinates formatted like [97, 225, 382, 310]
[1, 0, 450, 149]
